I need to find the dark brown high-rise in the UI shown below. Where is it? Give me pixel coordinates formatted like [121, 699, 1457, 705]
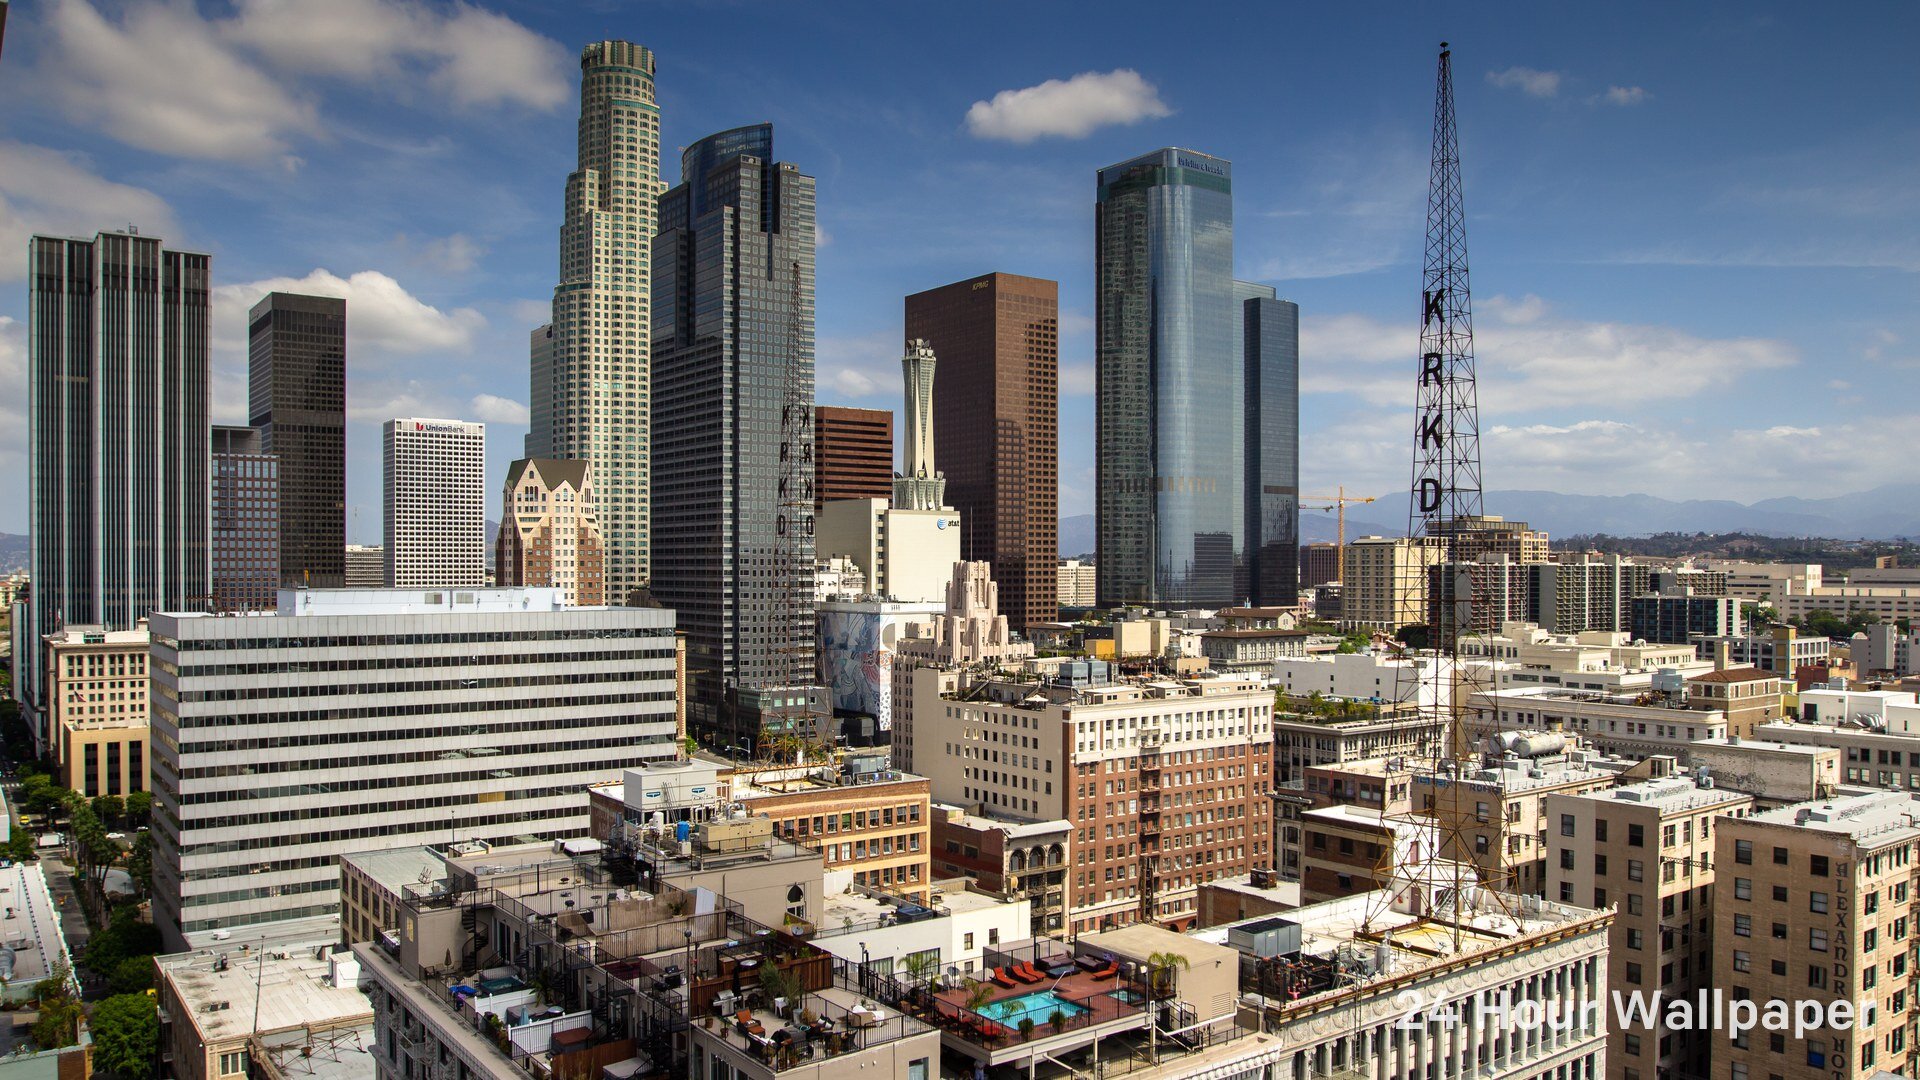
[248, 292, 346, 588]
[905, 273, 1058, 630]
[813, 406, 893, 510]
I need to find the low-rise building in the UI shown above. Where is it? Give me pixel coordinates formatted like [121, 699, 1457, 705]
[1198, 627, 1308, 674]
[1270, 651, 1477, 712]
[1271, 700, 1448, 781]
[1195, 869, 1300, 928]
[1547, 775, 1753, 1080]
[156, 934, 371, 1080]
[1697, 560, 1823, 602]
[1714, 791, 1920, 1080]
[806, 879, 1029, 980]
[728, 760, 932, 901]
[1686, 667, 1787, 738]
[0, 863, 73, 1005]
[44, 625, 149, 798]
[1463, 685, 1729, 762]
[1298, 804, 1439, 903]
[1799, 687, 1920, 729]
[1696, 626, 1832, 678]
[928, 803, 1069, 938]
[1057, 559, 1097, 608]
[1781, 586, 1920, 626]
[1685, 736, 1842, 807]
[1754, 717, 1920, 792]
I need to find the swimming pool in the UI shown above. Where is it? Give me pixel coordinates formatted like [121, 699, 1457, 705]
[979, 990, 1089, 1027]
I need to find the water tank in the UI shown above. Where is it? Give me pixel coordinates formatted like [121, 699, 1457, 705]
[675, 820, 691, 843]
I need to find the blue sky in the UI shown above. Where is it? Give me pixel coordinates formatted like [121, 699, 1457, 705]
[1, 1, 1915, 539]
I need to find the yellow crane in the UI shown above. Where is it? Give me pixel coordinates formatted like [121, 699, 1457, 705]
[1300, 486, 1377, 582]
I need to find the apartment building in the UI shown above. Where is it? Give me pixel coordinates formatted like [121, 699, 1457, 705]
[1714, 790, 1920, 1080]
[1547, 776, 1754, 1080]
[899, 666, 1273, 932]
[1696, 627, 1832, 678]
[1464, 686, 1729, 762]
[1342, 535, 1443, 630]
[929, 803, 1070, 938]
[1056, 559, 1097, 608]
[1755, 719, 1920, 792]
[44, 626, 150, 797]
[1413, 742, 1629, 896]
[726, 761, 932, 900]
[1687, 667, 1787, 738]
[1272, 700, 1450, 781]
[148, 588, 678, 949]
[1630, 591, 1743, 644]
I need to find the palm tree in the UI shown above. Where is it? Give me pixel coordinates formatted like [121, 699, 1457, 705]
[963, 978, 994, 1014]
[1144, 951, 1190, 1064]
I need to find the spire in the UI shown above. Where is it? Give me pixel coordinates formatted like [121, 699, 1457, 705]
[894, 338, 947, 511]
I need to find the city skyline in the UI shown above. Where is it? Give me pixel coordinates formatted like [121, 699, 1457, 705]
[0, 5, 1915, 538]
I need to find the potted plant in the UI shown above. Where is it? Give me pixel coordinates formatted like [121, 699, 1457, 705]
[1018, 1017, 1036, 1042]
[1048, 1008, 1067, 1032]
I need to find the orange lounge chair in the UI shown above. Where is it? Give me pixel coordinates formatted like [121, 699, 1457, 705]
[1010, 962, 1042, 984]
[1091, 962, 1119, 980]
[990, 967, 1017, 989]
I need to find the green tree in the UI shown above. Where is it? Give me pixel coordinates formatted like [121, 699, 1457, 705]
[108, 955, 155, 995]
[1396, 624, 1432, 651]
[3, 832, 37, 863]
[85, 908, 164, 976]
[89, 993, 160, 1078]
[93, 794, 125, 825]
[29, 962, 81, 1050]
[123, 832, 156, 900]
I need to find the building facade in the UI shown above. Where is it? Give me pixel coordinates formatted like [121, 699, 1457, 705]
[930, 804, 1071, 938]
[653, 122, 821, 752]
[1546, 777, 1753, 1080]
[382, 418, 485, 588]
[45, 626, 149, 798]
[1630, 591, 1743, 644]
[495, 457, 605, 606]
[1242, 289, 1300, 607]
[209, 425, 280, 612]
[904, 273, 1059, 630]
[247, 291, 346, 589]
[814, 405, 893, 509]
[815, 497, 960, 604]
[1714, 791, 1920, 1080]
[23, 230, 210, 752]
[1343, 536, 1443, 630]
[1300, 543, 1342, 588]
[344, 544, 385, 587]
[528, 40, 664, 602]
[147, 588, 678, 948]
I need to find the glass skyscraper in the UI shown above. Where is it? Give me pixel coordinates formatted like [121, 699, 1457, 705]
[652, 123, 823, 751]
[1096, 148, 1240, 606]
[247, 291, 345, 589]
[1095, 149, 1299, 607]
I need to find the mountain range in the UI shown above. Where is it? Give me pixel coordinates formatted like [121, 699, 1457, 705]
[1057, 483, 1920, 555]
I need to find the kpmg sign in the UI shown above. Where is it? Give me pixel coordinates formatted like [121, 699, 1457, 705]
[1176, 154, 1227, 177]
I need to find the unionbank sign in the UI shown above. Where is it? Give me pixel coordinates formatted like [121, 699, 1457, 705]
[1176, 154, 1227, 176]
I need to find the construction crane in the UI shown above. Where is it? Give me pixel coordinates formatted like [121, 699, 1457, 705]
[1299, 486, 1377, 581]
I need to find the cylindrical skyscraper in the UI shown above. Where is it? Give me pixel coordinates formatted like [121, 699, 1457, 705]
[893, 339, 945, 511]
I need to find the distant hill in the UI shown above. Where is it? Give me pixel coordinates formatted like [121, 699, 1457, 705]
[0, 533, 25, 575]
[1057, 483, 1920, 556]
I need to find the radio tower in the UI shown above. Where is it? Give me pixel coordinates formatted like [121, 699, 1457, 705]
[1365, 42, 1505, 944]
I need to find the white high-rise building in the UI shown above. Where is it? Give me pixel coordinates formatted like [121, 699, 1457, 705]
[528, 41, 664, 603]
[148, 587, 679, 950]
[383, 418, 484, 587]
[893, 339, 945, 512]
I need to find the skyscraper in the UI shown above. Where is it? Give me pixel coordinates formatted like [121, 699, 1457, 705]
[1095, 149, 1239, 607]
[653, 123, 822, 751]
[382, 418, 485, 587]
[1242, 290, 1300, 607]
[892, 339, 945, 511]
[209, 425, 279, 611]
[529, 41, 664, 603]
[904, 273, 1059, 630]
[813, 406, 893, 509]
[247, 292, 345, 589]
[22, 230, 210, 751]
[496, 458, 605, 606]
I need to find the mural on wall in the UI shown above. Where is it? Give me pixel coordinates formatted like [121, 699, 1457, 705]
[820, 610, 892, 729]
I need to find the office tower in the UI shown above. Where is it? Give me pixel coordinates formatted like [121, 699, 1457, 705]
[495, 458, 605, 606]
[44, 625, 150, 798]
[1342, 536, 1442, 629]
[813, 406, 893, 509]
[1057, 558, 1097, 607]
[1242, 290, 1299, 606]
[382, 418, 484, 587]
[1095, 149, 1240, 607]
[892, 340, 946, 511]
[247, 292, 345, 588]
[147, 588, 678, 949]
[530, 41, 664, 602]
[209, 425, 279, 611]
[23, 230, 209, 753]
[1300, 543, 1341, 588]
[343, 545, 385, 587]
[1714, 790, 1920, 1080]
[904, 273, 1058, 630]
[653, 123, 823, 750]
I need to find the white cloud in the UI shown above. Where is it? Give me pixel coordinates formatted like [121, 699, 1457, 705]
[1249, 134, 1427, 280]
[816, 330, 900, 403]
[0, 319, 25, 472]
[1301, 295, 1798, 411]
[1060, 363, 1096, 397]
[965, 70, 1171, 143]
[469, 393, 529, 425]
[399, 232, 486, 274]
[1486, 67, 1563, 98]
[42, 0, 321, 162]
[0, 142, 181, 281]
[39, 0, 570, 164]
[1601, 85, 1651, 106]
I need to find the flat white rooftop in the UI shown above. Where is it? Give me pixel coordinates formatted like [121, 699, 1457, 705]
[1563, 776, 1751, 814]
[1748, 790, 1920, 840]
[159, 586, 620, 619]
[161, 938, 372, 1041]
[0, 863, 71, 988]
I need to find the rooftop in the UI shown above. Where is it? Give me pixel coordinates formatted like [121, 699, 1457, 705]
[44, 625, 149, 647]
[1561, 775, 1750, 814]
[161, 586, 617, 619]
[161, 939, 372, 1043]
[1689, 668, 1782, 685]
[1204, 628, 1310, 640]
[0, 863, 70, 989]
[1690, 736, 1836, 758]
[1746, 790, 1920, 842]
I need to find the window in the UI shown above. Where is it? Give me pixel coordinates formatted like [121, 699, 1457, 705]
[1733, 914, 1751, 937]
[1733, 950, 1751, 972]
[1627, 929, 1644, 949]
[1561, 850, 1575, 870]
[1773, 847, 1789, 866]
[1770, 1033, 1786, 1054]
[1809, 928, 1829, 952]
[1773, 885, 1788, 902]
[1560, 882, 1574, 902]
[909, 1059, 929, 1080]
[963, 933, 974, 949]
[1594, 888, 1608, 908]
[1596, 819, 1608, 842]
[1772, 922, 1788, 940]
[1595, 855, 1608, 875]
[1626, 962, 1642, 984]
[1810, 854, 1829, 876]
[1810, 891, 1829, 914]
[1629, 824, 1645, 847]
[1734, 840, 1753, 864]
[1628, 859, 1644, 882]
[1808, 966, 1827, 988]
[1627, 894, 1643, 915]
[1732, 1065, 1749, 1080]
[1624, 1035, 1642, 1057]
[1807, 1041, 1827, 1068]
[1561, 814, 1576, 837]
[1734, 877, 1752, 900]
[220, 1053, 247, 1076]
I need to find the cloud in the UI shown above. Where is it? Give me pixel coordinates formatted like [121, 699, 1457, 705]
[965, 69, 1171, 143]
[469, 393, 529, 425]
[0, 319, 25, 472]
[1249, 132, 1427, 280]
[38, 0, 570, 163]
[0, 142, 181, 281]
[41, 0, 322, 162]
[1486, 67, 1562, 98]
[1301, 294, 1798, 411]
[816, 330, 900, 403]
[1060, 363, 1095, 397]
[1600, 85, 1651, 106]
[399, 232, 487, 274]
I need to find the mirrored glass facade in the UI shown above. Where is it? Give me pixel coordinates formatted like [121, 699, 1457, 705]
[1095, 148, 1240, 605]
[1243, 292, 1300, 606]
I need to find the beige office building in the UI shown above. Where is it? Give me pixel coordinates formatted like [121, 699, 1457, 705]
[495, 457, 605, 606]
[1342, 535, 1442, 629]
[44, 626, 149, 797]
[1714, 790, 1920, 1080]
[1548, 776, 1753, 1080]
[1412, 745, 1628, 895]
